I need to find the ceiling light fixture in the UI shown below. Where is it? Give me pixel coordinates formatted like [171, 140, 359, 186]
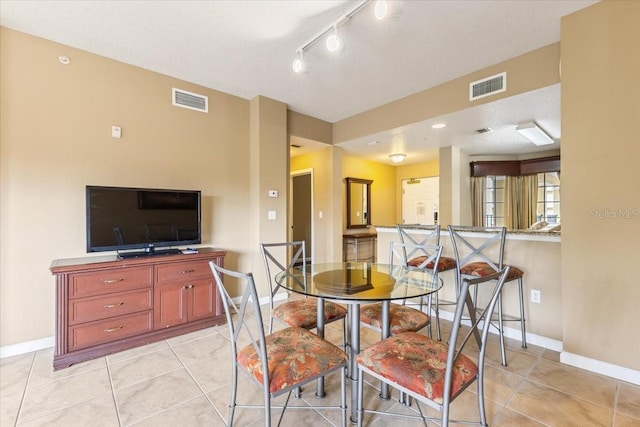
[389, 153, 406, 163]
[516, 121, 554, 146]
[374, 0, 388, 19]
[291, 0, 381, 73]
[292, 50, 304, 73]
[432, 123, 446, 129]
[326, 26, 341, 52]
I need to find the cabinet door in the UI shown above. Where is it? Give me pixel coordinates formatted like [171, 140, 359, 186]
[154, 283, 187, 329]
[188, 279, 217, 321]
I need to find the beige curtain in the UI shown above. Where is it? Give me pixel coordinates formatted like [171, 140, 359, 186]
[505, 175, 538, 229]
[470, 176, 486, 226]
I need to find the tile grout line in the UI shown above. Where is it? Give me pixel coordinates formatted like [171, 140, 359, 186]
[12, 351, 37, 427]
[165, 332, 227, 424]
[105, 356, 123, 427]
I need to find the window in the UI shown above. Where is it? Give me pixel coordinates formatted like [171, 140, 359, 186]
[537, 172, 560, 223]
[484, 173, 560, 227]
[485, 175, 505, 227]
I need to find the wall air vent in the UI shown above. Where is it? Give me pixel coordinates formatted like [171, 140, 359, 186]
[172, 88, 208, 113]
[469, 72, 506, 101]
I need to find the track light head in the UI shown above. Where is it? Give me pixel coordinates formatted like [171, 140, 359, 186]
[326, 26, 341, 52]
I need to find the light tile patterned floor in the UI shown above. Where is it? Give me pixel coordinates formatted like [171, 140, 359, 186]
[1, 305, 639, 426]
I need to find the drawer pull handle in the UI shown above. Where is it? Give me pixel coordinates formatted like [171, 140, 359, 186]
[181, 269, 196, 274]
[104, 302, 125, 308]
[103, 278, 124, 284]
[104, 325, 124, 333]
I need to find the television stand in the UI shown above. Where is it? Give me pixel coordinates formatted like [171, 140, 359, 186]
[117, 247, 181, 259]
[50, 247, 226, 370]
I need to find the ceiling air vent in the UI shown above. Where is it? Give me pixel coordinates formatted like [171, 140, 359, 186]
[469, 72, 506, 101]
[475, 127, 494, 134]
[172, 88, 208, 113]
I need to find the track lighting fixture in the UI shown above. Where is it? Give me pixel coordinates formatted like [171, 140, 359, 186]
[290, 0, 386, 74]
[292, 50, 304, 73]
[374, 0, 388, 20]
[326, 26, 341, 52]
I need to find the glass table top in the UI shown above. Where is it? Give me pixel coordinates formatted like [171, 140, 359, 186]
[276, 262, 442, 302]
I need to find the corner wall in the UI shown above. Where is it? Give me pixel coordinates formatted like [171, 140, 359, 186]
[561, 1, 640, 372]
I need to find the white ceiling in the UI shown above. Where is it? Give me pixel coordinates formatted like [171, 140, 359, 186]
[0, 0, 597, 164]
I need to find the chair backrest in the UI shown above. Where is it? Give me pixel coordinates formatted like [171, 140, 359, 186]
[447, 225, 506, 271]
[389, 241, 443, 272]
[444, 267, 511, 401]
[260, 241, 306, 309]
[397, 224, 441, 246]
[209, 262, 270, 390]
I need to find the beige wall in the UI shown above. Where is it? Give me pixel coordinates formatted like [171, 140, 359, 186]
[0, 28, 253, 345]
[333, 43, 561, 144]
[561, 1, 640, 370]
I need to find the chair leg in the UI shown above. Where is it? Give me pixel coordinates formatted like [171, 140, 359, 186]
[497, 293, 507, 366]
[356, 367, 364, 427]
[434, 292, 442, 341]
[518, 278, 527, 348]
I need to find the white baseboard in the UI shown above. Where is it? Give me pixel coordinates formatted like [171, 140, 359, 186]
[0, 336, 54, 359]
[561, 351, 640, 386]
[436, 309, 563, 352]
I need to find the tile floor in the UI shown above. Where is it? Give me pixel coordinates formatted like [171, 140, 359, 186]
[1, 305, 639, 427]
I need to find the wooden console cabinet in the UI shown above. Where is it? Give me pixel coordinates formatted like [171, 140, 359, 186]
[50, 248, 226, 370]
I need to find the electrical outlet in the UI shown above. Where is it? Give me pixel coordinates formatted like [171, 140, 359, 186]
[531, 289, 541, 304]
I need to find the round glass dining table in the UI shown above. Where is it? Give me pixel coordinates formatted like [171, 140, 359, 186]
[276, 262, 442, 422]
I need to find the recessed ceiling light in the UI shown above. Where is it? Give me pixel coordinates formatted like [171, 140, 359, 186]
[432, 123, 446, 129]
[367, 141, 379, 145]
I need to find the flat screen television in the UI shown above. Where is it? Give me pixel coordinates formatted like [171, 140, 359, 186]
[86, 185, 201, 258]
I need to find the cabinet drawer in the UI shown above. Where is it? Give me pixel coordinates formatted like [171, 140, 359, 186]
[69, 289, 153, 325]
[68, 311, 153, 351]
[155, 261, 211, 284]
[70, 267, 152, 298]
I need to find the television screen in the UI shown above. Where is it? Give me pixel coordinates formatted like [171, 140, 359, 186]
[86, 186, 201, 256]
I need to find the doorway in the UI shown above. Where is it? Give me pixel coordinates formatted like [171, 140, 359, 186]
[402, 176, 439, 225]
[291, 169, 313, 263]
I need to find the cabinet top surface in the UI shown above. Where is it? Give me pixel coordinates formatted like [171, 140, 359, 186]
[50, 247, 226, 273]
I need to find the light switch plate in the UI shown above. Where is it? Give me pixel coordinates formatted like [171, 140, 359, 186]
[267, 210, 276, 220]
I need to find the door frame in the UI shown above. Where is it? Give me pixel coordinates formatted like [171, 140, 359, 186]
[290, 168, 314, 263]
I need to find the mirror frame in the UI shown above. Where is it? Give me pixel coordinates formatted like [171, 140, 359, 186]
[346, 177, 373, 229]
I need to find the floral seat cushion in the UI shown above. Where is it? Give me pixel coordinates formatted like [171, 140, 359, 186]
[357, 331, 478, 404]
[272, 299, 347, 329]
[459, 262, 524, 281]
[407, 255, 457, 272]
[360, 303, 430, 335]
[238, 326, 348, 393]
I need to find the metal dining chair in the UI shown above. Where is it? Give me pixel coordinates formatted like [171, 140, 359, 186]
[356, 267, 511, 427]
[396, 224, 457, 340]
[448, 225, 527, 366]
[260, 241, 347, 348]
[359, 241, 443, 338]
[209, 262, 348, 427]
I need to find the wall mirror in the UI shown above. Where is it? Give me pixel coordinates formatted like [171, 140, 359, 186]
[346, 177, 373, 228]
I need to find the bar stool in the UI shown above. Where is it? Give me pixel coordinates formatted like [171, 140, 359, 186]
[397, 224, 457, 340]
[448, 225, 526, 366]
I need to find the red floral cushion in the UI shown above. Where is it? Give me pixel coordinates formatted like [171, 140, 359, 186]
[238, 326, 348, 393]
[360, 303, 430, 334]
[459, 262, 524, 281]
[272, 299, 346, 329]
[408, 256, 457, 272]
[357, 332, 478, 404]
